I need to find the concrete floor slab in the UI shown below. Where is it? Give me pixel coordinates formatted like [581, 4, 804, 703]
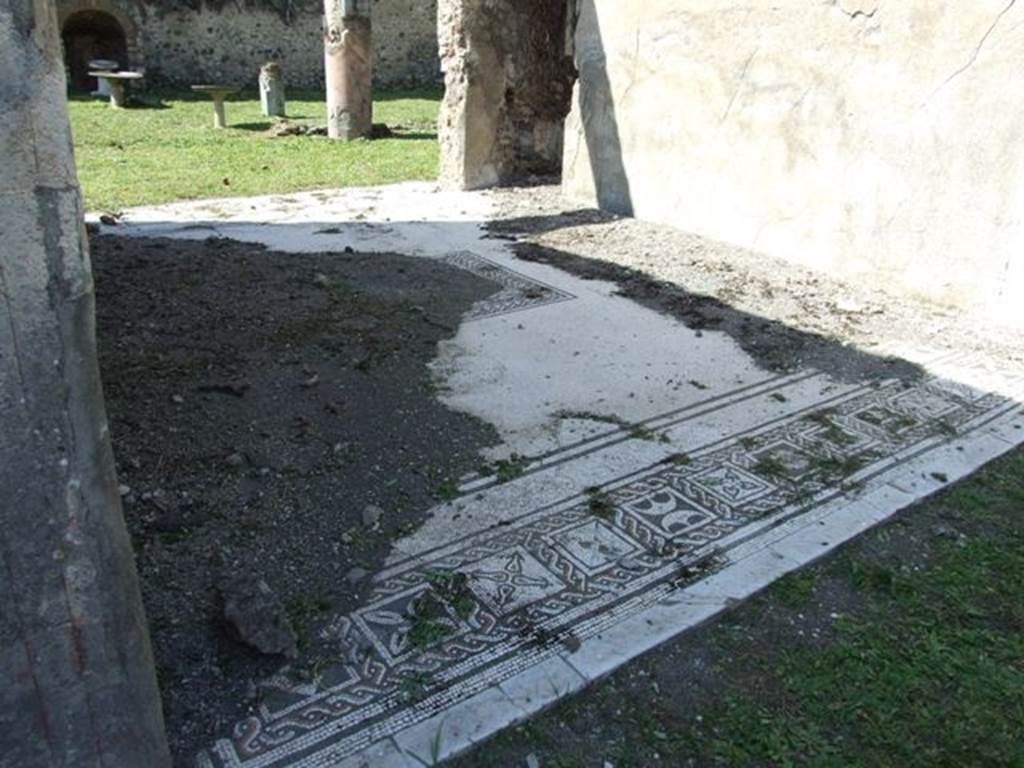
[89, 184, 1024, 768]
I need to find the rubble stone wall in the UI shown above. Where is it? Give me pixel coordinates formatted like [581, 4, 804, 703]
[57, 0, 440, 89]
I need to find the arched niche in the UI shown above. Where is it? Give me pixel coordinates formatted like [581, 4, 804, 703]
[58, 0, 142, 91]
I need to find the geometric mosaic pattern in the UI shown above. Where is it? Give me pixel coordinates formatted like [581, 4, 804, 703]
[440, 251, 575, 321]
[199, 354, 1023, 767]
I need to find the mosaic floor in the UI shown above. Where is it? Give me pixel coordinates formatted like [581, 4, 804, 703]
[439, 251, 575, 321]
[196, 353, 1022, 768]
[91, 184, 1024, 768]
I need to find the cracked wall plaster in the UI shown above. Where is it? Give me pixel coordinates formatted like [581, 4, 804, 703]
[562, 0, 1024, 328]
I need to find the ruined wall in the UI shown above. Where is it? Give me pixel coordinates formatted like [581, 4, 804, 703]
[57, 0, 440, 88]
[439, 0, 576, 189]
[562, 0, 1024, 327]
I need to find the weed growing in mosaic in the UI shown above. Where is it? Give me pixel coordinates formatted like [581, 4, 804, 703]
[752, 455, 790, 479]
[630, 425, 671, 443]
[662, 452, 692, 466]
[398, 671, 435, 704]
[425, 570, 475, 621]
[286, 594, 333, 648]
[553, 409, 630, 428]
[803, 408, 857, 446]
[406, 570, 479, 650]
[672, 551, 721, 587]
[584, 487, 616, 520]
[495, 457, 526, 482]
[407, 592, 453, 650]
[482, 453, 528, 483]
[434, 478, 459, 501]
[813, 453, 869, 480]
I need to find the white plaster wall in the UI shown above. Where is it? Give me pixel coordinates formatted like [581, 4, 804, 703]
[562, 0, 1024, 327]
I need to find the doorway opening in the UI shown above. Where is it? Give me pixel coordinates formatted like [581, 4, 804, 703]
[62, 10, 128, 92]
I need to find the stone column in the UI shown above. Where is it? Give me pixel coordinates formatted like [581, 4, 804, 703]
[0, 1, 171, 766]
[323, 0, 372, 141]
[259, 61, 286, 117]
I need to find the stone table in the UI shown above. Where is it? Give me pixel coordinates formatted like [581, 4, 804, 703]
[88, 70, 143, 108]
[88, 58, 118, 97]
[191, 85, 240, 129]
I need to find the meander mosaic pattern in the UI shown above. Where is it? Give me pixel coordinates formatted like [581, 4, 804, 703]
[199, 352, 1022, 767]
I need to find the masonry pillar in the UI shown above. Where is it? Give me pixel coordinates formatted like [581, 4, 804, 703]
[437, 0, 502, 189]
[438, 0, 577, 190]
[323, 0, 372, 140]
[0, 1, 171, 765]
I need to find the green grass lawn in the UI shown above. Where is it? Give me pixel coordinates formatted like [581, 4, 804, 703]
[452, 447, 1024, 767]
[68, 88, 441, 211]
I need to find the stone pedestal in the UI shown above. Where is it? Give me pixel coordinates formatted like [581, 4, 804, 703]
[259, 62, 286, 117]
[108, 79, 127, 108]
[213, 96, 226, 128]
[1, 2, 170, 765]
[323, 1, 372, 141]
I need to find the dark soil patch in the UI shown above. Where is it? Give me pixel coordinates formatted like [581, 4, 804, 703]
[91, 235, 501, 765]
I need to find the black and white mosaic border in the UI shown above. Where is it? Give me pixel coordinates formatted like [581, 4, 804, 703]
[440, 251, 576, 322]
[199, 352, 1024, 768]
